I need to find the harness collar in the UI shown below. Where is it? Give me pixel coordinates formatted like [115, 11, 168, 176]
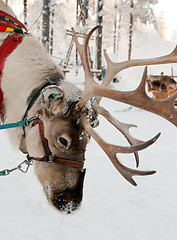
[0, 10, 27, 121]
[0, 10, 27, 32]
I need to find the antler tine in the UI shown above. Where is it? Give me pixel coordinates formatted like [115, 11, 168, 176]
[71, 26, 98, 77]
[83, 118, 159, 186]
[97, 105, 145, 167]
[72, 26, 99, 107]
[101, 49, 120, 88]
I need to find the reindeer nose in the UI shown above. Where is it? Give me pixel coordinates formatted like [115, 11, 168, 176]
[52, 169, 86, 213]
[58, 134, 71, 149]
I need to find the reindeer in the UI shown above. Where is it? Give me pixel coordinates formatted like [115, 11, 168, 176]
[147, 74, 177, 92]
[1, 1, 177, 214]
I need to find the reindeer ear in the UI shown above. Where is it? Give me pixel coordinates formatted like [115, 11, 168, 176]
[19, 135, 28, 154]
[41, 86, 63, 103]
[40, 86, 64, 115]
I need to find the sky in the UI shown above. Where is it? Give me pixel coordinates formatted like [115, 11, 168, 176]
[154, 0, 177, 41]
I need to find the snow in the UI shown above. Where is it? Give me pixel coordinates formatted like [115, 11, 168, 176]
[0, 107, 177, 240]
[1, 3, 177, 239]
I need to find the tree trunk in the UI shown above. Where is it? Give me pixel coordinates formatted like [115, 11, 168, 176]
[85, 0, 89, 20]
[113, 1, 118, 54]
[42, 0, 50, 52]
[128, 0, 133, 60]
[24, 0, 27, 27]
[96, 0, 103, 76]
[76, 0, 79, 67]
[113, 14, 117, 54]
[50, 4, 54, 55]
[117, 13, 122, 59]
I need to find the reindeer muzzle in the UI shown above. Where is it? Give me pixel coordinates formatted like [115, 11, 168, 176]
[52, 169, 86, 213]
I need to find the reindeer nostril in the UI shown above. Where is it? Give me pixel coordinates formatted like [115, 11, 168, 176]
[59, 136, 68, 147]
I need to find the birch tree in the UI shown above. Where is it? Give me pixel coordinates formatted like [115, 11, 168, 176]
[50, 1, 56, 55]
[24, 0, 27, 28]
[128, 0, 133, 60]
[96, 0, 104, 73]
[113, 1, 118, 54]
[42, 0, 50, 52]
[117, 0, 158, 59]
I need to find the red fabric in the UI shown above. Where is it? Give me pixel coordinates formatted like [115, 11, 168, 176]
[0, 10, 27, 31]
[0, 34, 23, 121]
[0, 11, 26, 122]
[0, 26, 6, 32]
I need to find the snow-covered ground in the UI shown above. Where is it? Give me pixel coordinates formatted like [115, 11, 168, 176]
[0, 104, 176, 240]
[0, 75, 177, 239]
[0, 9, 177, 240]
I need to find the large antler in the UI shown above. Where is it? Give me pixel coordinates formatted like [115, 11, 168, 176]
[72, 26, 177, 185]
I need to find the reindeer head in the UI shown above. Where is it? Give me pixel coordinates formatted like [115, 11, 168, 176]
[20, 80, 89, 213]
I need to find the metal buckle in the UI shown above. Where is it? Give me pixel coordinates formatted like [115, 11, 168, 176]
[0, 156, 33, 176]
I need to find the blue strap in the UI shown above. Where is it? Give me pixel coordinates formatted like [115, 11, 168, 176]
[0, 120, 27, 130]
[0, 115, 39, 130]
[0, 170, 9, 176]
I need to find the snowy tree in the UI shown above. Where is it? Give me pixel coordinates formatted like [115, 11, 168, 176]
[113, 1, 118, 53]
[42, 0, 50, 52]
[128, 0, 133, 60]
[117, 0, 158, 59]
[96, 0, 104, 74]
[24, 0, 27, 27]
[157, 14, 167, 40]
[50, 1, 56, 55]
[133, 0, 158, 29]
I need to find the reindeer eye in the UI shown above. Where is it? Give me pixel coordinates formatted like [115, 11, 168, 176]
[57, 135, 71, 149]
[59, 136, 68, 147]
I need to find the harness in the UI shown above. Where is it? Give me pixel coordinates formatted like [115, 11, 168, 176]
[32, 116, 84, 168]
[0, 11, 84, 176]
[0, 10, 27, 120]
[22, 78, 84, 169]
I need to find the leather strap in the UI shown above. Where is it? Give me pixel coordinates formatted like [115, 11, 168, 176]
[31, 118, 84, 169]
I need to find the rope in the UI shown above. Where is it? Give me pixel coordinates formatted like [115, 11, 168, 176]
[0, 120, 27, 129]
[0, 170, 8, 176]
[0, 115, 39, 130]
